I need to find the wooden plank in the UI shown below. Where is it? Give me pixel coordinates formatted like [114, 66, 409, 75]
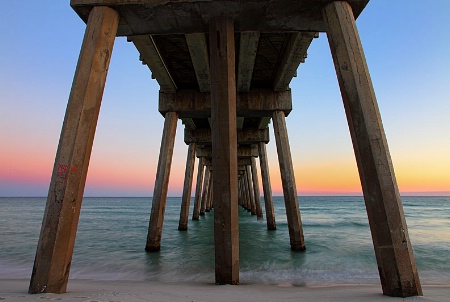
[210, 17, 239, 285]
[273, 32, 316, 91]
[272, 110, 305, 251]
[29, 6, 119, 294]
[178, 143, 196, 230]
[237, 31, 260, 92]
[130, 35, 177, 92]
[323, 2, 422, 297]
[186, 33, 211, 92]
[145, 111, 178, 251]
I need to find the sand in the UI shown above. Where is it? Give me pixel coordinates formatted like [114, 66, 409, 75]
[1, 279, 449, 302]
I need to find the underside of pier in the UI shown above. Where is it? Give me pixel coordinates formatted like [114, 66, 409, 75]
[29, 0, 422, 298]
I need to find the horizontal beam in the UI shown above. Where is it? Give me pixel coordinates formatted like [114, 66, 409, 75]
[237, 32, 260, 93]
[185, 128, 269, 145]
[197, 145, 258, 158]
[129, 35, 177, 93]
[71, 1, 369, 36]
[238, 159, 252, 166]
[159, 89, 292, 118]
[186, 33, 210, 92]
[273, 32, 317, 91]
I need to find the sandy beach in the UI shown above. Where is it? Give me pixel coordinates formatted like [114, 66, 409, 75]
[1, 279, 449, 302]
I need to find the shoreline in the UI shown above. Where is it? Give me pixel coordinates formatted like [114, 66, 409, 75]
[1, 279, 449, 302]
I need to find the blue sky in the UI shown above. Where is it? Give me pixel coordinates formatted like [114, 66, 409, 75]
[1, 1, 449, 197]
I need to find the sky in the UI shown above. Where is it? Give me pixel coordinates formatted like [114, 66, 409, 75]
[0, 1, 449, 197]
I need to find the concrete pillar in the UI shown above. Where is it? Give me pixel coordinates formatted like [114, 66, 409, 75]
[322, 1, 422, 297]
[178, 143, 197, 230]
[192, 157, 204, 220]
[246, 165, 257, 215]
[210, 17, 239, 284]
[145, 111, 178, 252]
[200, 167, 210, 216]
[251, 157, 263, 219]
[28, 6, 119, 294]
[273, 110, 305, 251]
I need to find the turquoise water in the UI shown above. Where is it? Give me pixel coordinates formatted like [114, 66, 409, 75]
[1, 196, 449, 285]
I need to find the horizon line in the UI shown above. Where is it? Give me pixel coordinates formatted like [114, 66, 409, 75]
[2, 193, 450, 198]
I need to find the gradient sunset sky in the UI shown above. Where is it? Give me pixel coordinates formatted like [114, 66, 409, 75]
[1, 1, 449, 197]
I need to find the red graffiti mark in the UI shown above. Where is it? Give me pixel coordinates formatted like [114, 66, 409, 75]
[57, 164, 69, 181]
[56, 164, 78, 182]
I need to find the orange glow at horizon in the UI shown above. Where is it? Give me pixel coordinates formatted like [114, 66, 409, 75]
[2, 146, 449, 196]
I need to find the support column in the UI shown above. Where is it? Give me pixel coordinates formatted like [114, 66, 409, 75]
[145, 111, 178, 251]
[258, 142, 277, 230]
[273, 110, 305, 251]
[251, 157, 263, 219]
[243, 170, 251, 211]
[200, 168, 210, 216]
[210, 17, 239, 284]
[238, 177, 243, 207]
[29, 6, 119, 294]
[258, 142, 276, 230]
[178, 143, 197, 230]
[322, 1, 421, 297]
[206, 172, 213, 212]
[192, 158, 205, 220]
[246, 165, 257, 215]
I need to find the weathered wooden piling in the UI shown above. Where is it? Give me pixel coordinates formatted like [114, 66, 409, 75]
[246, 165, 257, 215]
[251, 157, 263, 219]
[178, 143, 196, 230]
[192, 157, 204, 220]
[146, 111, 178, 251]
[273, 110, 305, 251]
[29, 6, 119, 294]
[322, 1, 422, 297]
[210, 17, 239, 284]
[258, 142, 276, 230]
[206, 170, 213, 212]
[200, 167, 210, 216]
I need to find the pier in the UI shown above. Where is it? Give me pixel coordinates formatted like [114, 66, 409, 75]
[29, 0, 422, 297]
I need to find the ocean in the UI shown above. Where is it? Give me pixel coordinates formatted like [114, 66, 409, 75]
[1, 196, 449, 286]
